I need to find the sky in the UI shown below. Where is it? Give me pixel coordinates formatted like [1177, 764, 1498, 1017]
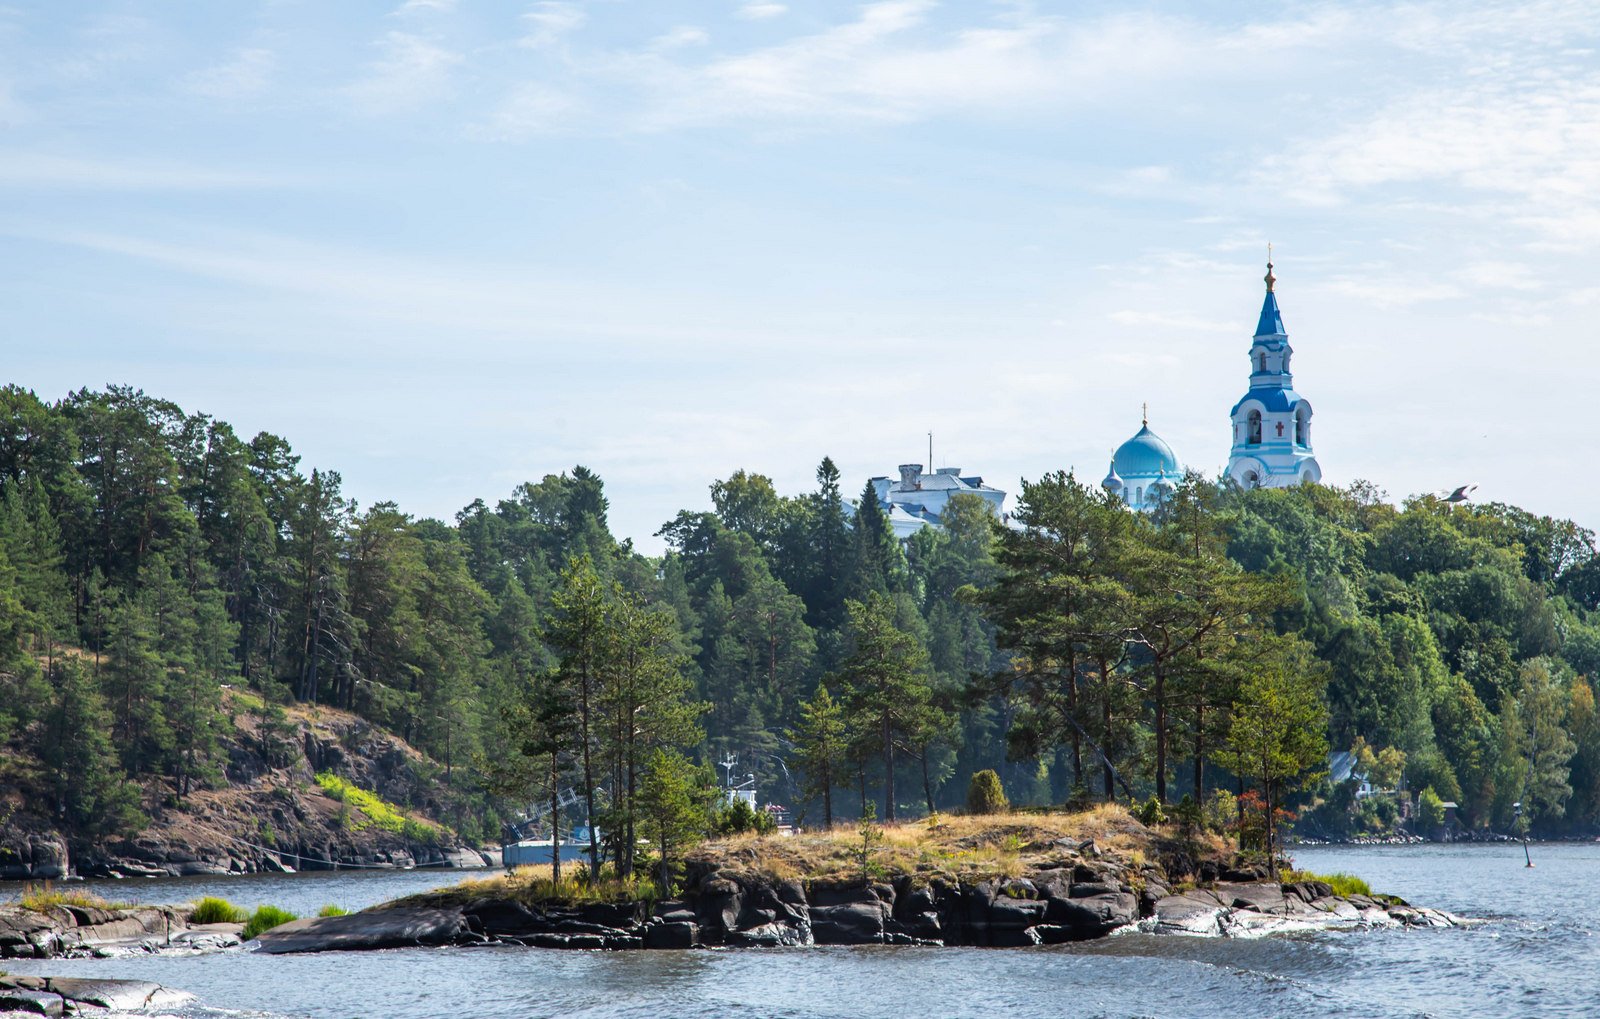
[3, 0, 1598, 552]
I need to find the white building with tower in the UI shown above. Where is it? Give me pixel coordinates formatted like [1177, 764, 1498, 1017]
[1225, 259, 1322, 489]
[1101, 258, 1324, 507]
[863, 464, 1008, 539]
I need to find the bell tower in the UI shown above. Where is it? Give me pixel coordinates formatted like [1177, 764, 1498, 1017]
[1226, 255, 1321, 489]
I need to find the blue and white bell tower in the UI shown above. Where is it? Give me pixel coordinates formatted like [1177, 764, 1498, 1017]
[1226, 258, 1321, 489]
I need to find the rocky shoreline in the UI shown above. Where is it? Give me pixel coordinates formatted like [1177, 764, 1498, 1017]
[3, 810, 1467, 966]
[0, 902, 243, 961]
[251, 860, 1461, 955]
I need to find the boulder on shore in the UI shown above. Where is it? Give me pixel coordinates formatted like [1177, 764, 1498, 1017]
[0, 975, 193, 1013]
[250, 906, 468, 954]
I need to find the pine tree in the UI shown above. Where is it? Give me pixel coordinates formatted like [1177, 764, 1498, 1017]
[638, 748, 709, 893]
[1214, 639, 1328, 861]
[41, 660, 143, 841]
[836, 593, 934, 822]
[789, 683, 848, 827]
[851, 478, 899, 597]
[544, 554, 614, 879]
[601, 592, 703, 877]
[104, 593, 171, 778]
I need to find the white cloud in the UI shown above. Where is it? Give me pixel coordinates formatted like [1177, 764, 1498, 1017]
[468, 83, 577, 139]
[653, 26, 709, 50]
[1254, 12, 1600, 250]
[1318, 275, 1465, 308]
[395, 0, 458, 13]
[618, 4, 1364, 130]
[183, 47, 275, 99]
[344, 31, 462, 113]
[735, 2, 787, 20]
[1457, 261, 1546, 291]
[519, 2, 585, 48]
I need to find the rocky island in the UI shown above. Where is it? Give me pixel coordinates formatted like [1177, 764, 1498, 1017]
[247, 806, 1460, 954]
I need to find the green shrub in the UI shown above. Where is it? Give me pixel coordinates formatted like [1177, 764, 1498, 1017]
[1135, 795, 1166, 827]
[317, 904, 349, 917]
[965, 770, 1008, 815]
[241, 904, 299, 940]
[189, 896, 247, 924]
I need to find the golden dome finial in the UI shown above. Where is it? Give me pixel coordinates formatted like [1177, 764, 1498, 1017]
[1265, 243, 1276, 292]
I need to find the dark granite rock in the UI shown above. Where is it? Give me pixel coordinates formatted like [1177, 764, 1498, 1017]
[1049, 891, 1139, 936]
[645, 921, 699, 949]
[251, 906, 466, 954]
[989, 895, 1048, 930]
[464, 898, 541, 936]
[811, 899, 889, 945]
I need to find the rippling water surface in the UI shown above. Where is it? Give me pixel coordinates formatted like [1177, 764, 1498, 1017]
[5, 843, 1596, 1019]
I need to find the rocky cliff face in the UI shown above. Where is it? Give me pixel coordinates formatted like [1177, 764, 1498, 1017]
[1, 697, 488, 880]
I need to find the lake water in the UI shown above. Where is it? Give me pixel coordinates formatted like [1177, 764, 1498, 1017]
[5, 842, 1596, 1019]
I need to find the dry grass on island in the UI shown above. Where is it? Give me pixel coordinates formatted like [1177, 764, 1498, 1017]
[405, 804, 1233, 909]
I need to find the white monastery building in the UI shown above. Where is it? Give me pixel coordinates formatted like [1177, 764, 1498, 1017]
[867, 465, 1008, 539]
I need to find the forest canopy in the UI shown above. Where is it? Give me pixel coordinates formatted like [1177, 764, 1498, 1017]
[4, 384, 1600, 851]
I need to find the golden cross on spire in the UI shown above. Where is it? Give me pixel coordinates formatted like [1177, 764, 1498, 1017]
[1265, 243, 1276, 292]
[1142, 401, 1148, 427]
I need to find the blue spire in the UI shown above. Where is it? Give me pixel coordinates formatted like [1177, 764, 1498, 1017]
[1255, 258, 1284, 336]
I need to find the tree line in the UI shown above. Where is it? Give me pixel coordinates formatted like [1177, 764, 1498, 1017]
[4, 385, 1600, 859]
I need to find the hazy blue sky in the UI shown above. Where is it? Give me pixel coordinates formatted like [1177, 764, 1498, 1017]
[4, 1, 1597, 550]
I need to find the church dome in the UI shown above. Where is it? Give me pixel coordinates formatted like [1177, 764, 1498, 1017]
[1113, 425, 1180, 480]
[1101, 459, 1123, 493]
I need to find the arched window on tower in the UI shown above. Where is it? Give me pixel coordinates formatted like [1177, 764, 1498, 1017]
[1258, 352, 1267, 373]
[1295, 408, 1308, 445]
[1247, 409, 1262, 445]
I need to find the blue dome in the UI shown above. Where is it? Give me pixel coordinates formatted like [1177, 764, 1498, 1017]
[1113, 425, 1181, 480]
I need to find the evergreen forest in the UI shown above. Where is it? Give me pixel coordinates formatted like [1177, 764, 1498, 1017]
[5, 385, 1600, 856]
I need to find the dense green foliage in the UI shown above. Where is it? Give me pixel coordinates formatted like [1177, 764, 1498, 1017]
[4, 384, 1600, 852]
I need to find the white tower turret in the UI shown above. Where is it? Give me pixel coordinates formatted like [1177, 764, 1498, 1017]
[1226, 257, 1321, 489]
